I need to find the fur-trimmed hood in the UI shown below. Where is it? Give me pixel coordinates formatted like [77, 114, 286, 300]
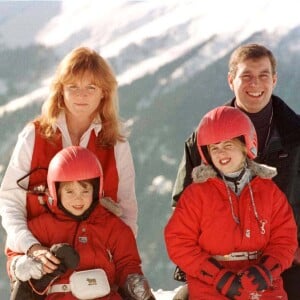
[192, 158, 277, 183]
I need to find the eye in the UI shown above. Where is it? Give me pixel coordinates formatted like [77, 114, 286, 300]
[260, 73, 270, 80]
[209, 146, 218, 153]
[87, 85, 96, 90]
[64, 189, 73, 194]
[66, 85, 78, 92]
[241, 74, 251, 81]
[224, 142, 234, 149]
[86, 85, 97, 94]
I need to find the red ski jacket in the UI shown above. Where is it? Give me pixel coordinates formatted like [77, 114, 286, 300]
[28, 204, 142, 299]
[165, 162, 297, 299]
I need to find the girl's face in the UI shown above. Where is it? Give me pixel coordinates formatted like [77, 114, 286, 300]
[208, 139, 246, 174]
[62, 72, 103, 119]
[59, 181, 93, 216]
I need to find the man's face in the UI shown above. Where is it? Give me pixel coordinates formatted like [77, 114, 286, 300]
[228, 57, 277, 113]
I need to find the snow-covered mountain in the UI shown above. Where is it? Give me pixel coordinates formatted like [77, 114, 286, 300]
[1, 1, 300, 298]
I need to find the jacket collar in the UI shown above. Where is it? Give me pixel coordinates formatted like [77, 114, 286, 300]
[226, 95, 300, 146]
[192, 158, 277, 183]
[54, 112, 102, 134]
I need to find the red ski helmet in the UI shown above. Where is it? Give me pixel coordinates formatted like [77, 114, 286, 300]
[197, 106, 257, 164]
[47, 146, 103, 207]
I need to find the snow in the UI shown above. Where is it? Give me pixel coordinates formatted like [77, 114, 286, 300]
[153, 287, 178, 299]
[148, 175, 173, 195]
[34, 0, 300, 85]
[0, 86, 48, 118]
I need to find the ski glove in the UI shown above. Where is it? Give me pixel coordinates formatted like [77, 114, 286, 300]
[11, 255, 43, 282]
[199, 257, 242, 299]
[29, 243, 80, 295]
[239, 255, 281, 292]
[119, 274, 156, 300]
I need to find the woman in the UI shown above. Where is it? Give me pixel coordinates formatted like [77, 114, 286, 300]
[164, 106, 297, 299]
[0, 47, 137, 272]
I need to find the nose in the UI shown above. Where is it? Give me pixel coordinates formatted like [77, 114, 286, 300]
[249, 76, 259, 85]
[215, 148, 226, 156]
[73, 193, 84, 202]
[75, 88, 89, 96]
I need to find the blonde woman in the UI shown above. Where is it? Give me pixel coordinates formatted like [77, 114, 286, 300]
[0, 47, 138, 273]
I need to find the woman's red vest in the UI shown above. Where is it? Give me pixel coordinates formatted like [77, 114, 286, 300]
[26, 122, 118, 220]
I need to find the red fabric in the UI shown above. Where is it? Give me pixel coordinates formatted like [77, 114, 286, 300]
[164, 176, 297, 299]
[26, 122, 118, 220]
[27, 205, 142, 299]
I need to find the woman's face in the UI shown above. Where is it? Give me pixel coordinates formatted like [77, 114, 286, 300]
[62, 73, 103, 120]
[59, 180, 93, 216]
[208, 139, 246, 174]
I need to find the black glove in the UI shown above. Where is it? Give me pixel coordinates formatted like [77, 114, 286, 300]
[173, 266, 186, 282]
[119, 274, 156, 300]
[49, 243, 80, 269]
[239, 255, 281, 292]
[199, 257, 242, 299]
[29, 243, 80, 294]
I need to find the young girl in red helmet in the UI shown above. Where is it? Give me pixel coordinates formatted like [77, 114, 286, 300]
[164, 106, 297, 300]
[9, 146, 155, 300]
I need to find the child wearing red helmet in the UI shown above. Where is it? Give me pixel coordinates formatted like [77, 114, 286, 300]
[164, 106, 297, 299]
[9, 146, 155, 300]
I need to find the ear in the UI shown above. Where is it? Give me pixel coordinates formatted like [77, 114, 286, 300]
[272, 73, 278, 89]
[227, 72, 234, 91]
[99, 88, 104, 100]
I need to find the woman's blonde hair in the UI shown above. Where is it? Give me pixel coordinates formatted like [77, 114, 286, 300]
[36, 46, 125, 146]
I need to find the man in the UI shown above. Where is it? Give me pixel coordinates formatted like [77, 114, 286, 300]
[172, 43, 300, 300]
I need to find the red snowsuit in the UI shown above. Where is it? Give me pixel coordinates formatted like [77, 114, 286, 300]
[164, 162, 297, 299]
[27, 203, 142, 299]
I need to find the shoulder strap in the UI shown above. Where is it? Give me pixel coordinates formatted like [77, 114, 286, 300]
[87, 132, 119, 201]
[26, 122, 63, 219]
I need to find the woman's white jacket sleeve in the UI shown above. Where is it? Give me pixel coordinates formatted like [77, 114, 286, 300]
[0, 123, 39, 253]
[115, 140, 138, 237]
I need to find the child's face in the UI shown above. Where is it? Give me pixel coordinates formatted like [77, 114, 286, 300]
[59, 180, 93, 216]
[208, 138, 246, 174]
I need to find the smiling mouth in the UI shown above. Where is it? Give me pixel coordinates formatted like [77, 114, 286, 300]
[220, 158, 230, 165]
[247, 91, 263, 97]
[73, 205, 84, 210]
